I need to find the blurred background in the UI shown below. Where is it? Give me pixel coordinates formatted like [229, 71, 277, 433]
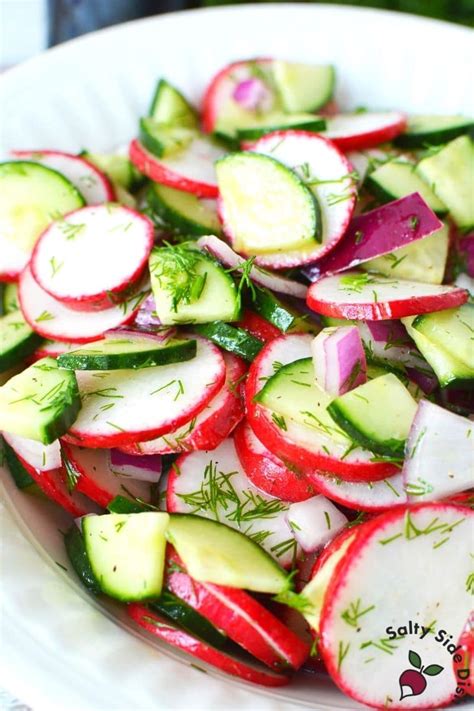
[0, 0, 473, 67]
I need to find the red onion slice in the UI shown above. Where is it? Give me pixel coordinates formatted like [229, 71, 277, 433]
[311, 326, 367, 396]
[109, 449, 162, 483]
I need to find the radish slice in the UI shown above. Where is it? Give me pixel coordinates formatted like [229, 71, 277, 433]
[287, 496, 348, 553]
[2, 431, 61, 472]
[309, 470, 406, 512]
[197, 235, 308, 298]
[303, 193, 443, 281]
[63, 337, 225, 447]
[311, 326, 367, 396]
[127, 603, 290, 687]
[245, 335, 398, 482]
[11, 149, 115, 204]
[166, 438, 299, 568]
[319, 504, 472, 709]
[129, 138, 223, 199]
[403, 400, 473, 501]
[32, 340, 86, 360]
[234, 421, 317, 502]
[108, 449, 162, 483]
[119, 353, 246, 455]
[322, 112, 407, 151]
[19, 266, 150, 343]
[241, 131, 356, 268]
[31, 205, 154, 311]
[307, 271, 468, 320]
[166, 549, 309, 670]
[236, 310, 281, 343]
[61, 444, 153, 508]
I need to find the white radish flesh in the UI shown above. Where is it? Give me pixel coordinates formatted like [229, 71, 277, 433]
[2, 431, 61, 471]
[287, 496, 348, 552]
[309, 470, 406, 512]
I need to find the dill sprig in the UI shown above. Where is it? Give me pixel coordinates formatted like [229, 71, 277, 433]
[150, 243, 207, 312]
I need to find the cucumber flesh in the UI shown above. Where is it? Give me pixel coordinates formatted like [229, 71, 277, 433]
[83, 512, 170, 601]
[57, 336, 196, 371]
[416, 135, 474, 231]
[81, 152, 142, 191]
[0, 311, 42, 372]
[150, 244, 240, 325]
[366, 160, 447, 215]
[64, 524, 102, 594]
[147, 183, 221, 236]
[165, 514, 290, 594]
[148, 79, 198, 129]
[0, 357, 81, 444]
[412, 303, 474, 371]
[194, 321, 263, 362]
[139, 118, 196, 159]
[251, 286, 317, 334]
[216, 152, 321, 254]
[395, 114, 474, 148]
[328, 373, 418, 457]
[273, 61, 335, 113]
[3, 283, 19, 313]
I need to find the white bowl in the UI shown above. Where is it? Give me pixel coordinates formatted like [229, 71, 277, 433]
[0, 5, 472, 710]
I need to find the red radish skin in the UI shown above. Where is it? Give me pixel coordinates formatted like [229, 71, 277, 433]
[61, 444, 152, 509]
[11, 149, 115, 204]
[166, 550, 310, 670]
[129, 139, 219, 198]
[31, 340, 86, 361]
[322, 112, 407, 151]
[120, 354, 246, 455]
[452, 613, 474, 699]
[303, 193, 443, 281]
[311, 326, 366, 396]
[308, 470, 406, 513]
[245, 336, 398, 481]
[31, 205, 154, 311]
[234, 421, 316, 502]
[306, 272, 468, 320]
[19, 266, 149, 343]
[127, 603, 291, 687]
[309, 526, 363, 581]
[236, 310, 280, 343]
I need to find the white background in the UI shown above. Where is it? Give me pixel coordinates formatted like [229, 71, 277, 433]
[0, 0, 47, 67]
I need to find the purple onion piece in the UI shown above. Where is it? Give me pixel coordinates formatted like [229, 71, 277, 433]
[311, 326, 367, 396]
[458, 234, 474, 277]
[109, 449, 162, 483]
[366, 319, 409, 344]
[232, 77, 273, 112]
[133, 294, 163, 331]
[405, 367, 438, 395]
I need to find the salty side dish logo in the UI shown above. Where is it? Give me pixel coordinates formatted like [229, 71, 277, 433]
[398, 650, 443, 700]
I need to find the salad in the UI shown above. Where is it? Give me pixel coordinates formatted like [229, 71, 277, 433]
[0, 57, 473, 709]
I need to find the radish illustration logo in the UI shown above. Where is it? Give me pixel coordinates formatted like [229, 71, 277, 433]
[399, 650, 444, 700]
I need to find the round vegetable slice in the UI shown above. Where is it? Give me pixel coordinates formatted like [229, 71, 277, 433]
[319, 504, 473, 709]
[309, 470, 406, 513]
[31, 205, 154, 311]
[2, 431, 61, 472]
[306, 272, 468, 320]
[322, 112, 407, 150]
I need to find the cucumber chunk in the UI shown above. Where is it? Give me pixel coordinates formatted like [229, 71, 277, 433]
[2, 436, 37, 490]
[139, 118, 196, 159]
[273, 61, 335, 113]
[194, 321, 263, 362]
[148, 78, 198, 129]
[216, 152, 321, 254]
[3, 283, 20, 314]
[165, 514, 290, 594]
[236, 113, 326, 141]
[147, 183, 221, 236]
[0, 357, 81, 444]
[251, 286, 316, 334]
[412, 304, 474, 371]
[328, 373, 418, 457]
[149, 244, 240, 325]
[81, 152, 143, 191]
[416, 136, 474, 231]
[83, 512, 169, 601]
[395, 114, 474, 148]
[403, 316, 474, 389]
[64, 524, 101, 594]
[365, 160, 447, 215]
[150, 591, 228, 649]
[57, 336, 196, 371]
[0, 311, 42, 372]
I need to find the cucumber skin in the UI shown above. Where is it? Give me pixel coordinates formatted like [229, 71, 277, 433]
[2, 438, 36, 489]
[251, 287, 296, 333]
[57, 339, 197, 371]
[0, 329, 42, 373]
[195, 322, 263, 362]
[327, 403, 405, 459]
[236, 117, 326, 141]
[41, 375, 82, 445]
[64, 525, 102, 595]
[394, 121, 474, 148]
[364, 173, 448, 217]
[107, 495, 150, 514]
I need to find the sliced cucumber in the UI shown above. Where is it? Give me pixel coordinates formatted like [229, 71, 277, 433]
[2, 436, 37, 490]
[150, 590, 228, 649]
[165, 514, 289, 594]
[255, 357, 350, 445]
[251, 286, 317, 334]
[149, 244, 240, 325]
[236, 113, 325, 141]
[273, 61, 335, 113]
[0, 357, 81, 444]
[83, 512, 169, 602]
[57, 336, 196, 371]
[403, 316, 474, 389]
[147, 183, 221, 236]
[416, 136, 474, 231]
[412, 303, 474, 371]
[365, 160, 447, 215]
[395, 114, 474, 148]
[328, 373, 418, 457]
[3, 283, 19, 313]
[139, 118, 196, 159]
[0, 311, 42, 372]
[64, 524, 101, 594]
[81, 152, 143, 191]
[216, 152, 321, 254]
[148, 78, 198, 129]
[195, 321, 263, 362]
[362, 222, 449, 285]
